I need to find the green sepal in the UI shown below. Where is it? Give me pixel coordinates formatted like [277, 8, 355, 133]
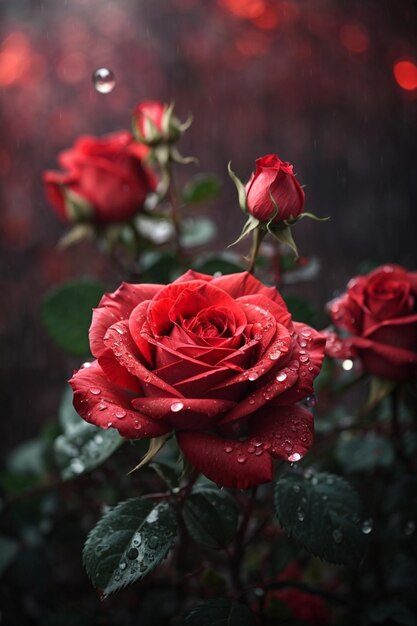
[64, 188, 94, 222]
[169, 146, 198, 165]
[365, 377, 397, 411]
[58, 224, 95, 248]
[228, 215, 260, 247]
[267, 224, 298, 256]
[228, 161, 247, 212]
[286, 211, 330, 225]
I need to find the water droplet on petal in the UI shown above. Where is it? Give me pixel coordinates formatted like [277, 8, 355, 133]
[332, 529, 343, 543]
[276, 372, 287, 382]
[115, 408, 127, 419]
[90, 387, 101, 395]
[288, 452, 301, 462]
[247, 444, 256, 454]
[93, 67, 115, 93]
[237, 453, 247, 464]
[170, 401, 184, 412]
[115, 326, 125, 335]
[361, 519, 373, 535]
[248, 371, 259, 381]
[224, 444, 233, 453]
[269, 350, 281, 360]
[81, 362, 92, 368]
[98, 402, 107, 411]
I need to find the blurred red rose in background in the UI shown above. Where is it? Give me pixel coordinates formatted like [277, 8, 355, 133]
[245, 154, 305, 223]
[133, 100, 182, 145]
[70, 270, 325, 489]
[43, 131, 155, 224]
[327, 264, 417, 380]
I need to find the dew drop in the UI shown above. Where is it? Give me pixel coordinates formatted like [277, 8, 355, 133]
[299, 354, 309, 363]
[288, 452, 301, 462]
[248, 371, 259, 381]
[98, 402, 107, 411]
[170, 401, 184, 412]
[332, 529, 343, 544]
[127, 547, 139, 560]
[269, 349, 281, 360]
[247, 444, 256, 454]
[224, 444, 233, 453]
[81, 361, 92, 369]
[93, 67, 116, 93]
[237, 453, 247, 464]
[115, 326, 125, 335]
[254, 448, 264, 456]
[70, 458, 85, 474]
[361, 519, 373, 535]
[90, 387, 101, 396]
[134, 420, 142, 430]
[305, 395, 317, 408]
[276, 372, 287, 382]
[119, 561, 127, 570]
[115, 408, 127, 419]
[297, 508, 305, 521]
[301, 329, 312, 338]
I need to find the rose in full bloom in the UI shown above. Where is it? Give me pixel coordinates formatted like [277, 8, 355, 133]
[43, 131, 155, 224]
[245, 154, 305, 223]
[70, 271, 325, 489]
[133, 100, 181, 145]
[326, 264, 417, 380]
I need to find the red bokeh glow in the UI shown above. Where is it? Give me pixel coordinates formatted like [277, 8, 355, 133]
[393, 59, 417, 91]
[340, 23, 369, 53]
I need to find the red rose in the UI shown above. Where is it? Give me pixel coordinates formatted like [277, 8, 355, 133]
[245, 154, 305, 223]
[43, 131, 155, 224]
[327, 264, 417, 380]
[133, 100, 181, 145]
[70, 271, 325, 489]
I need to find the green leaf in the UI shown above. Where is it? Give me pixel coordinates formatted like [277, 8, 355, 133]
[193, 253, 244, 276]
[274, 471, 367, 567]
[150, 462, 181, 491]
[184, 598, 256, 626]
[182, 174, 222, 204]
[229, 215, 259, 247]
[183, 488, 239, 550]
[55, 387, 123, 480]
[41, 279, 104, 357]
[139, 251, 179, 283]
[284, 295, 317, 326]
[180, 217, 217, 248]
[268, 224, 298, 256]
[54, 422, 123, 481]
[0, 535, 20, 576]
[83, 498, 177, 597]
[336, 432, 395, 473]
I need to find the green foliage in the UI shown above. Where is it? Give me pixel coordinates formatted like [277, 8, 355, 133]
[184, 598, 256, 626]
[41, 279, 104, 356]
[183, 487, 239, 550]
[274, 471, 367, 566]
[181, 217, 217, 248]
[336, 432, 395, 473]
[83, 498, 177, 597]
[182, 173, 221, 204]
[284, 294, 317, 326]
[54, 387, 123, 480]
[149, 461, 181, 491]
[0, 535, 20, 576]
[193, 252, 244, 276]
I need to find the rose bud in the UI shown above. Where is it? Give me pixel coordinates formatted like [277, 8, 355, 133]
[43, 131, 155, 224]
[70, 270, 325, 490]
[133, 100, 186, 146]
[326, 264, 417, 381]
[245, 154, 305, 223]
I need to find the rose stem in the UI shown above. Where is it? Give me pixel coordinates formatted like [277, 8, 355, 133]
[247, 227, 265, 274]
[166, 163, 186, 266]
[228, 486, 258, 598]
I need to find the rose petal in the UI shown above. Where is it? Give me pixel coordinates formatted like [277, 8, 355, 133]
[176, 431, 273, 489]
[132, 397, 235, 429]
[90, 282, 161, 358]
[69, 361, 170, 439]
[353, 336, 417, 381]
[104, 321, 182, 398]
[248, 405, 314, 462]
[212, 271, 287, 308]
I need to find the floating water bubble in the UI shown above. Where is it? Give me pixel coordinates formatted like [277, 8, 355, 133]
[170, 402, 184, 412]
[92, 68, 115, 93]
[305, 395, 317, 408]
[361, 519, 373, 534]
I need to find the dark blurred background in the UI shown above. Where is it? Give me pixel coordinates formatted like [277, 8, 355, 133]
[1, 0, 417, 457]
